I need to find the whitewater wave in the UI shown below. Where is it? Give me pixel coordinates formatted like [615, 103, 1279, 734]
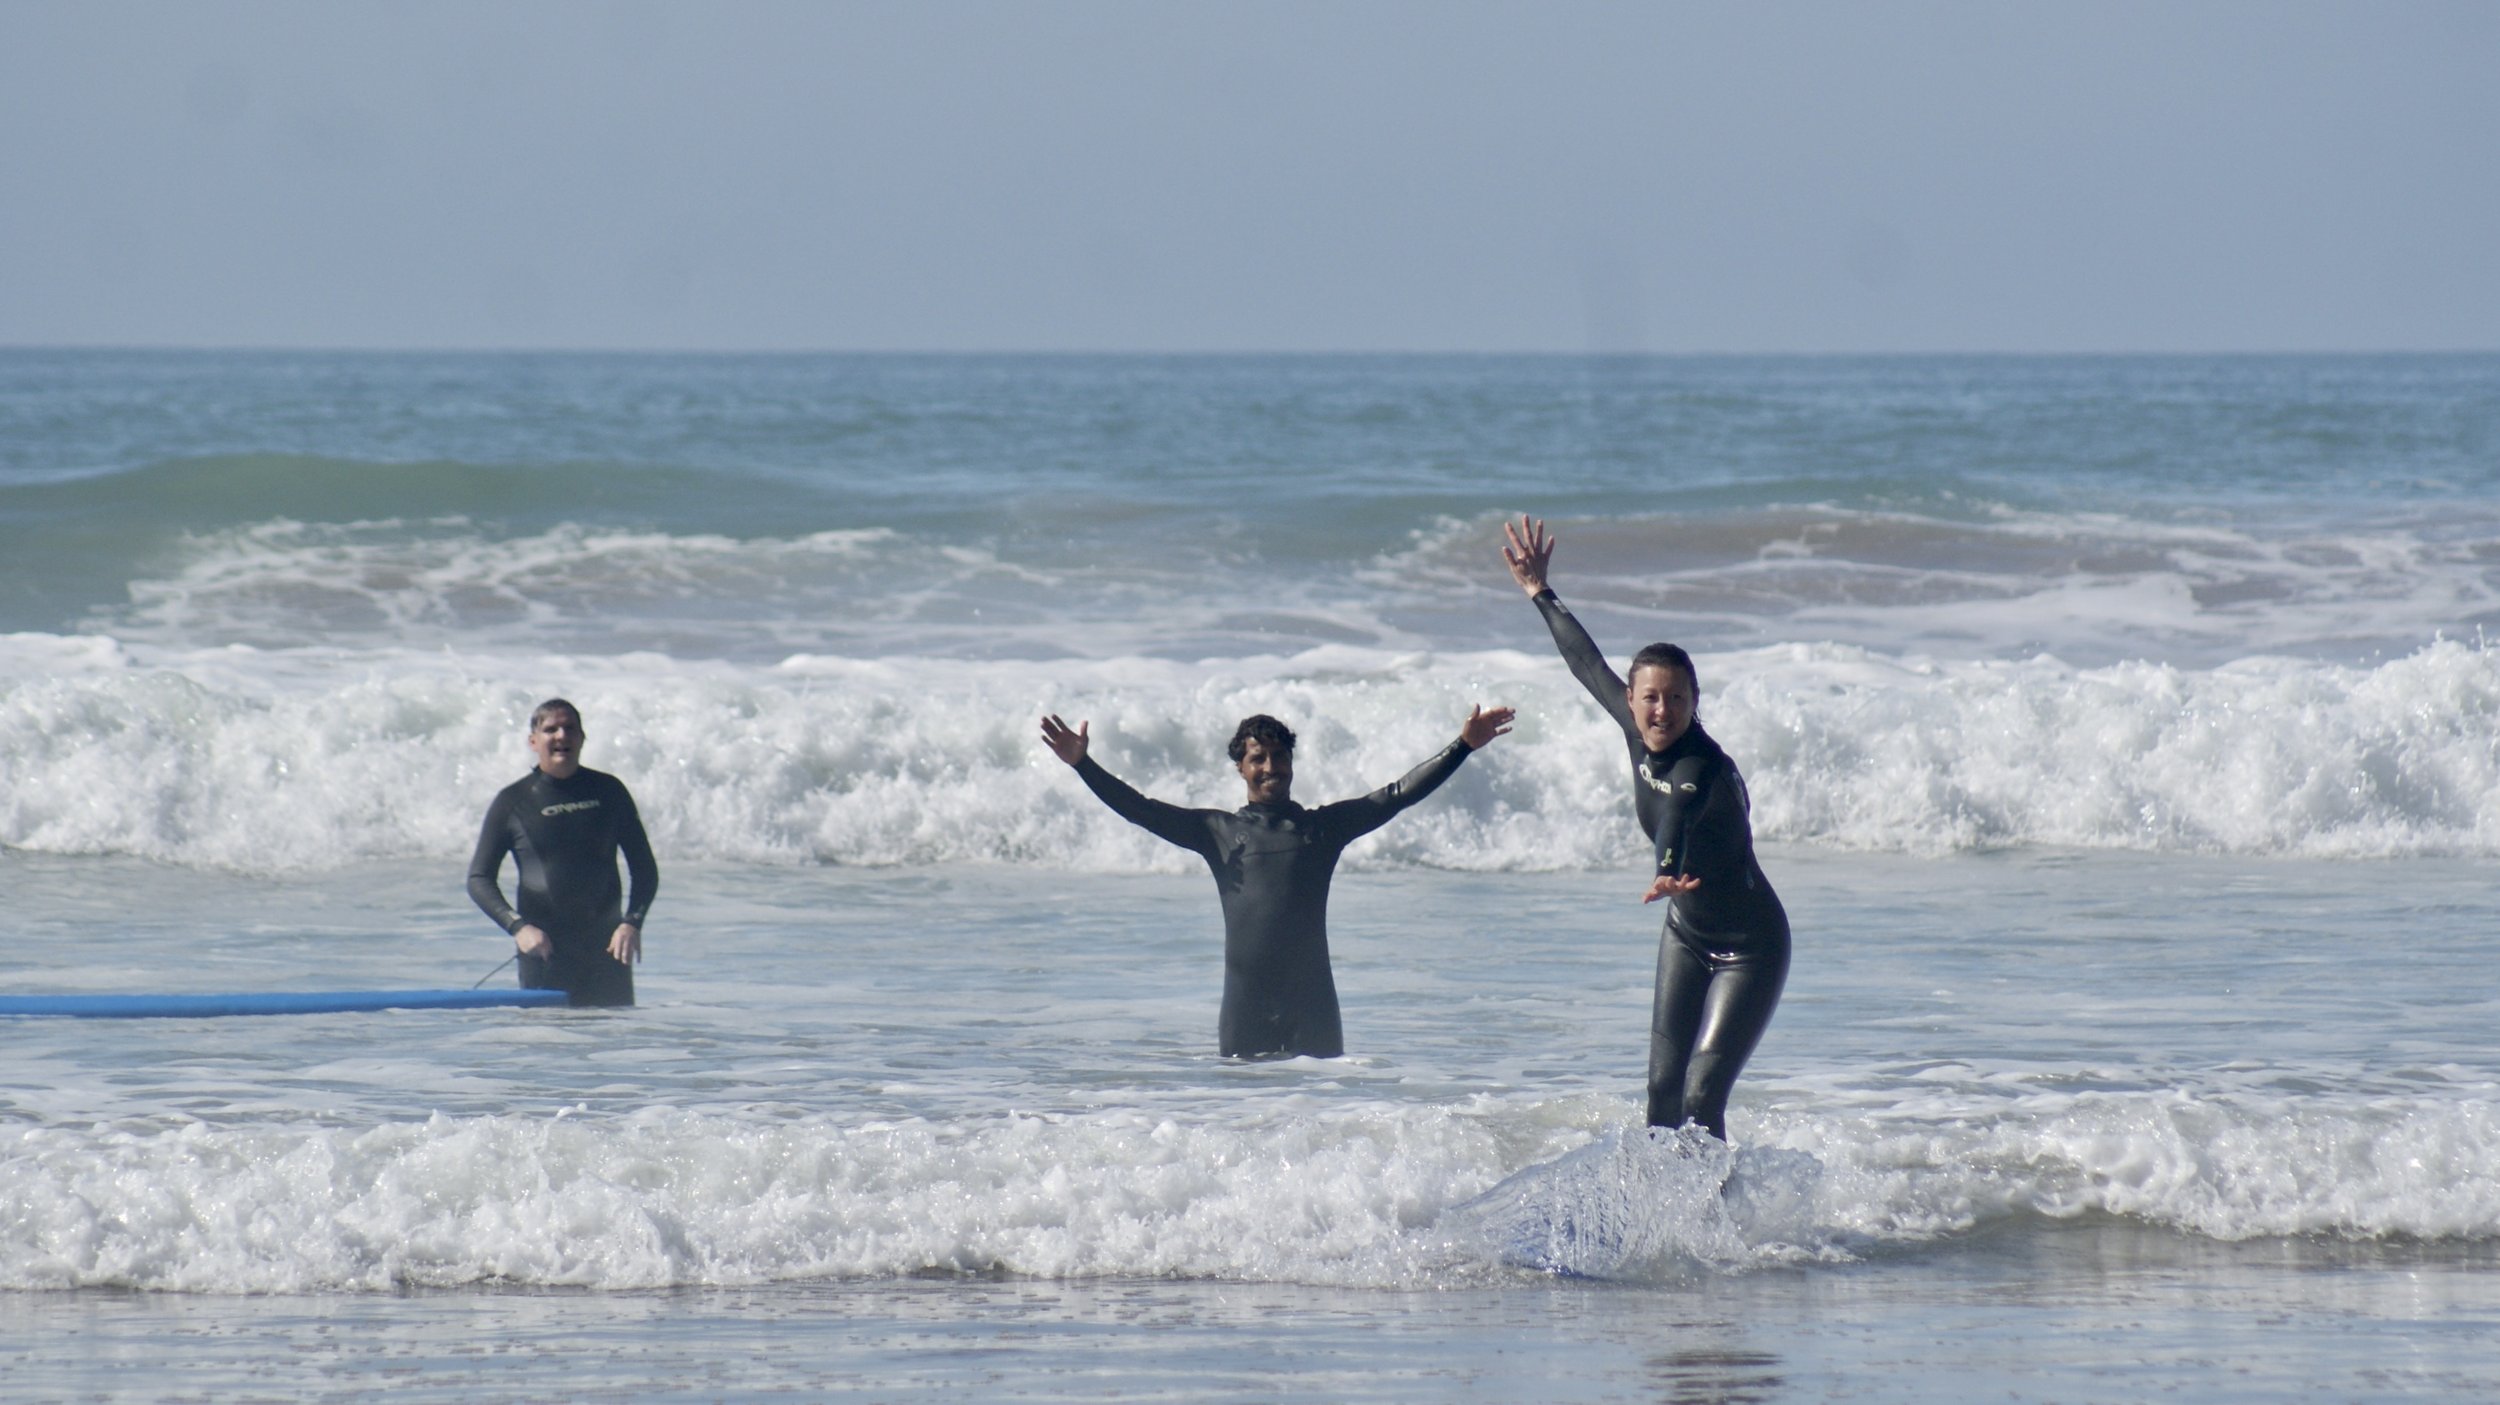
[9, 1089, 2498, 1293]
[3, 635, 2496, 871]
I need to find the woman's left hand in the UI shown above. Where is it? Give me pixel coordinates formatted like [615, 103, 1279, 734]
[1642, 875, 1700, 903]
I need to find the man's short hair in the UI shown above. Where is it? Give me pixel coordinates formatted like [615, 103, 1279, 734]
[1628, 643, 1698, 696]
[1227, 714, 1297, 762]
[530, 697, 582, 731]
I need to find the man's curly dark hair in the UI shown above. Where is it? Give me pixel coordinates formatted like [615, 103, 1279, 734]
[1226, 714, 1297, 762]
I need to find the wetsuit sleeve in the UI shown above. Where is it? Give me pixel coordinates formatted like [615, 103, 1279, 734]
[1531, 589, 1637, 741]
[615, 782, 658, 928]
[1072, 755, 1218, 857]
[465, 794, 524, 935]
[1317, 738, 1472, 843]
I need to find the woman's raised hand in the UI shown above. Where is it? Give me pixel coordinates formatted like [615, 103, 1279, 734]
[1501, 515, 1555, 596]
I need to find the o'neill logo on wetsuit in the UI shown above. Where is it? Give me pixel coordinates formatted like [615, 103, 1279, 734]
[1637, 767, 1699, 796]
[541, 800, 604, 816]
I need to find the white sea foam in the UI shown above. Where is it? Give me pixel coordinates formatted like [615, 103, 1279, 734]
[1727, 637, 2500, 856]
[1751, 1089, 2500, 1244]
[4, 633, 2496, 871]
[8, 1090, 2497, 1293]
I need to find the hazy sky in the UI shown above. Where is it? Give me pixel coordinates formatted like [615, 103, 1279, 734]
[3, 1, 2494, 353]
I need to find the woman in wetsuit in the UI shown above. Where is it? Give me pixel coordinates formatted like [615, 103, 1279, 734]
[1501, 516, 1789, 1139]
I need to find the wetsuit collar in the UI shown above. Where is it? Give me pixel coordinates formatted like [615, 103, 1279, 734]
[1642, 721, 1717, 773]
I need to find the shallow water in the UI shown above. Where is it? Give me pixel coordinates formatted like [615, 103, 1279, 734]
[8, 853, 2500, 1399]
[10, 1233, 2500, 1401]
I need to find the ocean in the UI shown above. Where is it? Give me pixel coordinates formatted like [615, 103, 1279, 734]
[3, 349, 2498, 1401]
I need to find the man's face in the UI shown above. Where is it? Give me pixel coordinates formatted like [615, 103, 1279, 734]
[1627, 665, 1695, 754]
[1235, 737, 1293, 805]
[529, 708, 585, 778]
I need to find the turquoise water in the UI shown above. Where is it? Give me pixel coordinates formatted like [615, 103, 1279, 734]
[4, 351, 2499, 1399]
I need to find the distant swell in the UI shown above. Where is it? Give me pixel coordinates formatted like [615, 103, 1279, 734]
[2, 635, 2496, 871]
[2, 453, 780, 537]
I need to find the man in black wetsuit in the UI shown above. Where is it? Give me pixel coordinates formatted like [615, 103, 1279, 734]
[1039, 704, 1514, 1058]
[467, 698, 659, 1008]
[1502, 516, 1790, 1139]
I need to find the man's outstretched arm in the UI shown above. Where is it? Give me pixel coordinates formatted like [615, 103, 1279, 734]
[1041, 713, 1216, 855]
[1325, 704, 1515, 841]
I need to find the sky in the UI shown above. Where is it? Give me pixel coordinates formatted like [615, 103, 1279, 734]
[2, 1, 2494, 355]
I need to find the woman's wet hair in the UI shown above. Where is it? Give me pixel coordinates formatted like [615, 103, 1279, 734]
[1628, 644, 1699, 698]
[1227, 713, 1297, 762]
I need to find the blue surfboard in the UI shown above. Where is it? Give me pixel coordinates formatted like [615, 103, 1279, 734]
[0, 988, 572, 1018]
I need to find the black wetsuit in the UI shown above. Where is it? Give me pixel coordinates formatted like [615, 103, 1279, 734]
[467, 766, 659, 1008]
[1072, 740, 1476, 1058]
[1534, 589, 1789, 1137]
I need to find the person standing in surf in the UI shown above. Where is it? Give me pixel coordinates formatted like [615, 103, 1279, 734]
[1039, 704, 1514, 1058]
[1500, 516, 1788, 1139]
[467, 698, 660, 1008]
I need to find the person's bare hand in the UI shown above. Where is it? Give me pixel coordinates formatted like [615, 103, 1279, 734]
[1040, 714, 1090, 766]
[1501, 515, 1555, 596]
[1460, 704, 1516, 749]
[514, 924, 553, 958]
[1642, 875, 1701, 904]
[608, 922, 641, 965]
